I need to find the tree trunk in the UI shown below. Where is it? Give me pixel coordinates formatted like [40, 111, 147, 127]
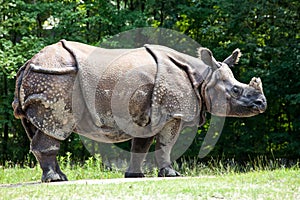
[160, 2, 165, 26]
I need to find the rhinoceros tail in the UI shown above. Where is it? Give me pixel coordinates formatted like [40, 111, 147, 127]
[12, 63, 27, 119]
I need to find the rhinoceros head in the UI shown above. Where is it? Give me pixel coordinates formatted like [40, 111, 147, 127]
[199, 48, 267, 117]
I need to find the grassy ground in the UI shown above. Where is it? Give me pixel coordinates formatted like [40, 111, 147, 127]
[0, 156, 299, 199]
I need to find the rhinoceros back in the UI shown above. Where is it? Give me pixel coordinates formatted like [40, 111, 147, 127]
[13, 40, 201, 142]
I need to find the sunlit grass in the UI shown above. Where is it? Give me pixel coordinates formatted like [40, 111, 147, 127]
[1, 154, 299, 199]
[1, 168, 299, 200]
[1, 153, 299, 184]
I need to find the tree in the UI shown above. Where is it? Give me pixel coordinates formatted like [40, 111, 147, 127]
[0, 0, 299, 165]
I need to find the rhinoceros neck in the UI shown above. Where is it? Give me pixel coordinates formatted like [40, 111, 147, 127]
[200, 68, 213, 114]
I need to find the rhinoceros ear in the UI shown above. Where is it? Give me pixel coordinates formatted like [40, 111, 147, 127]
[197, 47, 219, 71]
[223, 48, 242, 67]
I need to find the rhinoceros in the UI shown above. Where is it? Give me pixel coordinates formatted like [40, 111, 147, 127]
[12, 40, 266, 182]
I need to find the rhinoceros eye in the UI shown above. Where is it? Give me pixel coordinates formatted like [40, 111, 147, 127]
[231, 86, 242, 98]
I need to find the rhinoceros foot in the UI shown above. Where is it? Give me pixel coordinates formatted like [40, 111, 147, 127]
[42, 169, 68, 182]
[158, 166, 181, 177]
[124, 172, 145, 178]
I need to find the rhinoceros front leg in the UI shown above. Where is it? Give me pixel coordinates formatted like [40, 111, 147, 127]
[155, 119, 181, 177]
[125, 136, 155, 178]
[29, 126, 67, 182]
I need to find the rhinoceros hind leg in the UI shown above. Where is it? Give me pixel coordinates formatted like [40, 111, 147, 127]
[158, 166, 181, 177]
[125, 137, 154, 178]
[29, 126, 68, 182]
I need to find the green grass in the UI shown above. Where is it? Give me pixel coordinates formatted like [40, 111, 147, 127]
[0, 154, 124, 184]
[1, 155, 300, 199]
[1, 169, 299, 200]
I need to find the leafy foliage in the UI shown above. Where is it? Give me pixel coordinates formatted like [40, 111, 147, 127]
[0, 0, 299, 165]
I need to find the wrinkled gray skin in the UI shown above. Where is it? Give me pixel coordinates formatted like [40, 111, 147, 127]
[12, 40, 267, 182]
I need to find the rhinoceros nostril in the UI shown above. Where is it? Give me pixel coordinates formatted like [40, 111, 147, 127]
[252, 99, 266, 111]
[254, 100, 263, 106]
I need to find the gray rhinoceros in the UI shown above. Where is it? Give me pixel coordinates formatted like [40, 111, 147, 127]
[12, 40, 266, 182]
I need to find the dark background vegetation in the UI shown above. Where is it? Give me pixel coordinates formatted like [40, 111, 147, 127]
[0, 0, 299, 166]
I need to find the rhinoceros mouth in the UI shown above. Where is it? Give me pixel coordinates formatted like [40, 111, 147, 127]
[248, 103, 267, 113]
[248, 105, 263, 113]
[245, 98, 267, 113]
[232, 97, 266, 116]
